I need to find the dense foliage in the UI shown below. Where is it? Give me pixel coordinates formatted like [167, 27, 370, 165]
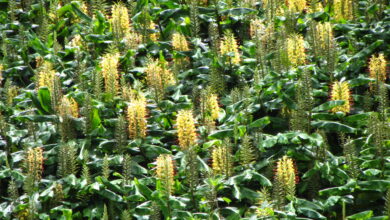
[0, 0, 389, 219]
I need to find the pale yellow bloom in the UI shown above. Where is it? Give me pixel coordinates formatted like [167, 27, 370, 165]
[172, 33, 189, 51]
[220, 31, 241, 65]
[176, 110, 197, 150]
[330, 81, 352, 113]
[286, 34, 306, 67]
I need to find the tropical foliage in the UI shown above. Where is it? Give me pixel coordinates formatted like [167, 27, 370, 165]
[0, 0, 389, 219]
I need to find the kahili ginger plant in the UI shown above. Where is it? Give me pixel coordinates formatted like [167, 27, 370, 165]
[156, 154, 175, 196]
[176, 109, 197, 151]
[330, 81, 352, 113]
[369, 54, 387, 91]
[100, 52, 120, 98]
[220, 30, 241, 65]
[212, 140, 234, 177]
[172, 32, 189, 51]
[273, 156, 298, 207]
[24, 147, 44, 194]
[127, 98, 147, 139]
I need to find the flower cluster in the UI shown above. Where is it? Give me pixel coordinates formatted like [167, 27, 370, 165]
[212, 145, 233, 177]
[369, 54, 387, 89]
[156, 154, 175, 195]
[100, 52, 120, 97]
[36, 61, 56, 93]
[59, 96, 79, 118]
[220, 30, 241, 65]
[273, 156, 297, 205]
[127, 98, 147, 139]
[111, 3, 131, 40]
[330, 81, 352, 113]
[287, 34, 306, 67]
[334, 0, 354, 21]
[176, 110, 197, 150]
[25, 147, 44, 183]
[172, 33, 189, 51]
[286, 0, 306, 12]
[145, 58, 175, 100]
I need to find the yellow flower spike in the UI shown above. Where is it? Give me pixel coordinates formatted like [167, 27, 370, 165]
[333, 0, 353, 21]
[149, 22, 159, 42]
[316, 22, 333, 52]
[308, 1, 324, 13]
[69, 34, 82, 48]
[25, 147, 44, 182]
[369, 54, 387, 89]
[59, 96, 79, 118]
[220, 30, 241, 65]
[111, 3, 131, 40]
[286, 0, 307, 12]
[207, 94, 220, 121]
[172, 33, 188, 50]
[212, 145, 234, 177]
[156, 154, 175, 195]
[249, 18, 265, 39]
[172, 33, 189, 51]
[274, 156, 297, 200]
[176, 110, 197, 151]
[127, 98, 147, 139]
[286, 34, 306, 67]
[36, 61, 56, 93]
[330, 81, 352, 113]
[145, 58, 175, 99]
[100, 52, 120, 96]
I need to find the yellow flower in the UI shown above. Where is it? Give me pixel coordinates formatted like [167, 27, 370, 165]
[330, 81, 352, 113]
[333, 0, 353, 21]
[206, 94, 220, 120]
[369, 54, 387, 85]
[286, 0, 307, 12]
[25, 147, 44, 182]
[316, 22, 333, 51]
[220, 30, 241, 65]
[36, 61, 56, 93]
[59, 96, 79, 118]
[250, 18, 265, 39]
[156, 154, 175, 195]
[176, 110, 197, 150]
[308, 1, 324, 13]
[124, 31, 142, 50]
[274, 156, 297, 199]
[212, 145, 233, 176]
[111, 3, 131, 40]
[127, 98, 147, 139]
[172, 33, 189, 51]
[149, 22, 159, 42]
[145, 58, 175, 99]
[286, 34, 306, 67]
[69, 34, 82, 48]
[100, 53, 120, 96]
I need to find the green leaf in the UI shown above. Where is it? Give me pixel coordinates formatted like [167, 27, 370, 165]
[134, 178, 153, 200]
[297, 207, 326, 219]
[94, 188, 123, 202]
[312, 100, 345, 112]
[248, 116, 270, 129]
[91, 108, 102, 130]
[220, 8, 256, 16]
[208, 129, 234, 140]
[311, 121, 356, 133]
[347, 210, 373, 220]
[37, 87, 53, 113]
[358, 180, 390, 192]
[70, 2, 92, 22]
